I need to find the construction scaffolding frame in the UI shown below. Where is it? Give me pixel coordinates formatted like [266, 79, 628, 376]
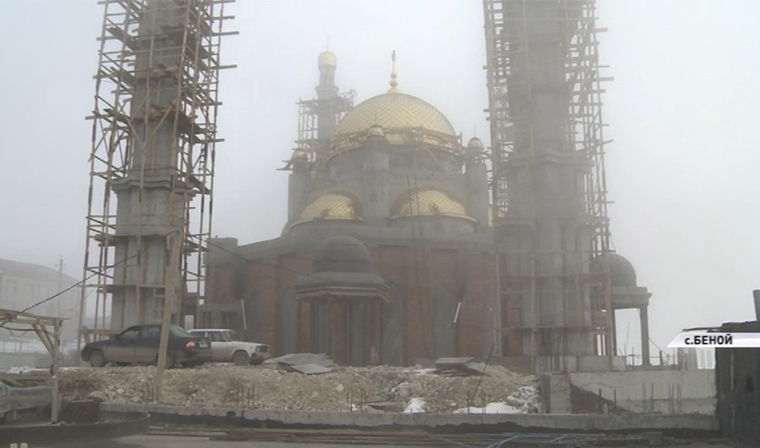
[483, 0, 613, 372]
[78, 0, 235, 349]
[0, 309, 63, 423]
[294, 91, 355, 163]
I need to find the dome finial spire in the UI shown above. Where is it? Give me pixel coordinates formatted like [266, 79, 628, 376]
[388, 50, 400, 93]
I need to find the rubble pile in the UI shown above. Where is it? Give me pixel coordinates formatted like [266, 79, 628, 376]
[59, 363, 539, 413]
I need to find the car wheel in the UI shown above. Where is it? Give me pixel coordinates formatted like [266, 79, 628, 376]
[233, 350, 250, 366]
[89, 350, 106, 368]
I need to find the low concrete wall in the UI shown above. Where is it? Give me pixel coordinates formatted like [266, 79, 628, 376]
[570, 370, 716, 414]
[101, 402, 718, 435]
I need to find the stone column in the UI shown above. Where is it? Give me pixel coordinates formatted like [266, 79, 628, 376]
[640, 306, 651, 366]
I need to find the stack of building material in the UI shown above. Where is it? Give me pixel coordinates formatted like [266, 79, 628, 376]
[433, 357, 487, 376]
[265, 353, 335, 374]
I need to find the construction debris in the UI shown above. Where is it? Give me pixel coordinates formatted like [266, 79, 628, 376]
[57, 363, 538, 413]
[433, 357, 487, 376]
[266, 353, 335, 374]
[288, 364, 333, 375]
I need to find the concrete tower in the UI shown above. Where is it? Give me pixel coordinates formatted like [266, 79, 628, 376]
[82, 0, 231, 339]
[484, 0, 623, 372]
[109, 1, 189, 328]
[316, 51, 340, 142]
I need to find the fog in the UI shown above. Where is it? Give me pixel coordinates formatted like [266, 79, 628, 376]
[1, 0, 758, 361]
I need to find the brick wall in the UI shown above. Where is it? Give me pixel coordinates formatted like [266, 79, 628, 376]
[206, 244, 498, 364]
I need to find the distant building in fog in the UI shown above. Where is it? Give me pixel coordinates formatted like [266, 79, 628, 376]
[0, 258, 80, 341]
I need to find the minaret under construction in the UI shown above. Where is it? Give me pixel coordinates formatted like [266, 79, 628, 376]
[80, 0, 233, 339]
[484, 0, 651, 373]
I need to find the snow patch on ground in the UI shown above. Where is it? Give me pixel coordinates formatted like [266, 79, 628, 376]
[5, 366, 35, 374]
[454, 402, 522, 414]
[404, 397, 426, 413]
[507, 385, 541, 413]
[454, 385, 542, 414]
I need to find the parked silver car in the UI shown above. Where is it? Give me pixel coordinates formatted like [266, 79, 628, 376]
[188, 329, 270, 366]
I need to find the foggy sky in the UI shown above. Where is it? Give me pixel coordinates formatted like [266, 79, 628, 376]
[1, 0, 758, 361]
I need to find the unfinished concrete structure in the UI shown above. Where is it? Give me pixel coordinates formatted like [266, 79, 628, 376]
[80, 0, 233, 342]
[203, 52, 498, 366]
[483, 0, 651, 372]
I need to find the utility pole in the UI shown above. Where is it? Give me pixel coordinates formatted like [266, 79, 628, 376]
[56, 257, 64, 317]
[155, 230, 183, 403]
[51, 317, 61, 423]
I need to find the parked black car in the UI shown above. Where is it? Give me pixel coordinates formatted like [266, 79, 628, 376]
[81, 324, 211, 368]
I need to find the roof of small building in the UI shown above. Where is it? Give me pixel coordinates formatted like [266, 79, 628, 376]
[0, 258, 78, 285]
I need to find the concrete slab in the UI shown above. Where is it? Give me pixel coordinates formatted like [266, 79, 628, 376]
[266, 353, 333, 367]
[100, 403, 719, 435]
[288, 364, 333, 375]
[37, 435, 737, 448]
[434, 357, 474, 365]
[569, 370, 716, 414]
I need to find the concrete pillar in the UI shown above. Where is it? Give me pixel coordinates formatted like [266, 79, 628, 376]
[541, 373, 572, 413]
[363, 133, 390, 227]
[640, 306, 651, 366]
[611, 306, 617, 356]
[288, 165, 309, 222]
[316, 52, 339, 143]
[465, 158, 489, 227]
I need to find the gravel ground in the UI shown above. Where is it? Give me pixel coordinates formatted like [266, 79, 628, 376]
[58, 363, 539, 413]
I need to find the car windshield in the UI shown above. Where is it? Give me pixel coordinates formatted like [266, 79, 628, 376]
[223, 330, 239, 341]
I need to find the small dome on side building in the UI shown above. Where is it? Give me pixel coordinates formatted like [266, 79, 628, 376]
[312, 236, 374, 274]
[592, 253, 638, 287]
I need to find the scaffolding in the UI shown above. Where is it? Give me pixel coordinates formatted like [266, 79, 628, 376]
[483, 0, 613, 372]
[78, 0, 235, 348]
[294, 91, 355, 163]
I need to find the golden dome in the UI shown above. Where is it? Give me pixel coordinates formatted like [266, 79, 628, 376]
[298, 191, 363, 222]
[467, 137, 484, 150]
[330, 92, 460, 153]
[391, 187, 473, 220]
[318, 50, 337, 67]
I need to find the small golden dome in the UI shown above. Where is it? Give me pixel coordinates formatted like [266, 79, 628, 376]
[391, 187, 473, 220]
[298, 191, 363, 222]
[318, 50, 337, 68]
[292, 149, 308, 160]
[331, 92, 459, 153]
[467, 137, 484, 150]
